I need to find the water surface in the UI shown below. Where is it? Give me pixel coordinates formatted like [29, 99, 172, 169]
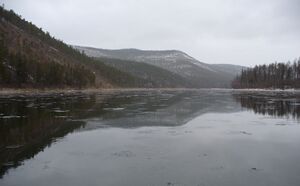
[1, 90, 300, 186]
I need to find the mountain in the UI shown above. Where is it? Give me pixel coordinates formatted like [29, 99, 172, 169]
[74, 46, 244, 88]
[0, 6, 243, 89]
[97, 57, 193, 88]
[0, 7, 149, 88]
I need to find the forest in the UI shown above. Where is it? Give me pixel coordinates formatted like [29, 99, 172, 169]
[232, 58, 300, 89]
[0, 6, 148, 88]
[0, 6, 96, 88]
[0, 36, 96, 88]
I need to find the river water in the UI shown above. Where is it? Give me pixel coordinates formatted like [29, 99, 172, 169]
[0, 89, 300, 186]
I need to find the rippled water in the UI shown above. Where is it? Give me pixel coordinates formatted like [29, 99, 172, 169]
[1, 90, 300, 186]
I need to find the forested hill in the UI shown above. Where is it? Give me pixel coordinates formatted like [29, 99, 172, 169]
[232, 59, 300, 89]
[0, 6, 151, 88]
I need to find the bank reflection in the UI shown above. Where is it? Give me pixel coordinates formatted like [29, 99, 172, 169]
[0, 94, 96, 177]
[234, 92, 300, 119]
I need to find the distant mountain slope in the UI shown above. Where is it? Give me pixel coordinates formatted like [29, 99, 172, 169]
[98, 57, 193, 88]
[0, 7, 149, 88]
[74, 46, 244, 88]
[209, 64, 245, 76]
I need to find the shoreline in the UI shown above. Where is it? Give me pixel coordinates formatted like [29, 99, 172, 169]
[1, 87, 300, 96]
[0, 87, 205, 96]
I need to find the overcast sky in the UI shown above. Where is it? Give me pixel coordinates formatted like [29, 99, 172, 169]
[2, 0, 300, 66]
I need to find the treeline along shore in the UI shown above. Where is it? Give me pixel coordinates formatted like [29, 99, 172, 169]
[232, 58, 300, 89]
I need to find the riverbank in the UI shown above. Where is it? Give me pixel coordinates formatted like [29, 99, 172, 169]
[0, 87, 204, 96]
[231, 88, 300, 93]
[1, 87, 300, 97]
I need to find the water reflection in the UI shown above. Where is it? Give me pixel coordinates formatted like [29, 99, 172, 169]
[233, 91, 300, 119]
[0, 90, 239, 177]
[1, 90, 300, 178]
[78, 90, 240, 129]
[0, 93, 94, 177]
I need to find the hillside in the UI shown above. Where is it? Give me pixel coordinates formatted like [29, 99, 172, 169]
[74, 46, 244, 88]
[0, 7, 148, 88]
[97, 57, 194, 88]
[0, 6, 244, 89]
[209, 64, 245, 76]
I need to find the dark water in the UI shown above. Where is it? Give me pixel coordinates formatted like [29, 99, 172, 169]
[1, 90, 300, 186]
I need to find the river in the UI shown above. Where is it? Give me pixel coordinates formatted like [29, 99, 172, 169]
[1, 89, 300, 186]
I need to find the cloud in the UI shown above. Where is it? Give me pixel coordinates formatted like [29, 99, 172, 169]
[3, 0, 300, 66]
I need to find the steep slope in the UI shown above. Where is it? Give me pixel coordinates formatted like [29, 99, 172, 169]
[74, 46, 243, 88]
[0, 7, 148, 88]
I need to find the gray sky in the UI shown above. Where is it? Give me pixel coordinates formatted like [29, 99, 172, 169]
[2, 0, 300, 66]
